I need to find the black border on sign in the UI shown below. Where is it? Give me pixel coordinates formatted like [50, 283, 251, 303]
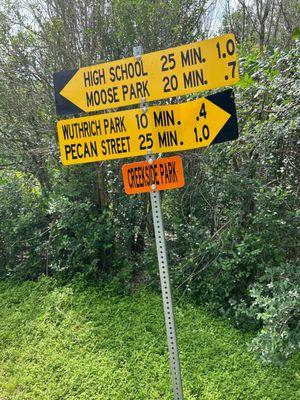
[53, 69, 83, 116]
[208, 89, 239, 145]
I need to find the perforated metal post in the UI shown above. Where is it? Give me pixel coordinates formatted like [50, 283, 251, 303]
[136, 40, 183, 398]
[150, 187, 184, 400]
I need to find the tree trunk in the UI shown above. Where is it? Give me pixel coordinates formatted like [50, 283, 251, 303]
[96, 162, 107, 209]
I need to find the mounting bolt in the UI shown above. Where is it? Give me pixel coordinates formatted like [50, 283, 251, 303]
[141, 97, 147, 113]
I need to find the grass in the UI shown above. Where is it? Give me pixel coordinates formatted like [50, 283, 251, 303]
[0, 277, 299, 399]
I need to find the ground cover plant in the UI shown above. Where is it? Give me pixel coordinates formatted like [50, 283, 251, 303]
[0, 278, 299, 400]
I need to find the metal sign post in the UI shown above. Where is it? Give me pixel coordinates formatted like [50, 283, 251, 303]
[147, 154, 184, 400]
[133, 46, 183, 400]
[150, 184, 184, 400]
[135, 42, 184, 398]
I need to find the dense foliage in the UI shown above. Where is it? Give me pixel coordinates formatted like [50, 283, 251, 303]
[165, 45, 300, 362]
[0, 0, 299, 365]
[0, 278, 299, 399]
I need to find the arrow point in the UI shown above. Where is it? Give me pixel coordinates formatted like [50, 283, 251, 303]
[59, 69, 86, 112]
[208, 90, 238, 145]
[203, 98, 231, 144]
[54, 69, 84, 115]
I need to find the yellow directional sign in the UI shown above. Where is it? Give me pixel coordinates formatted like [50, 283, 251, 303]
[54, 34, 239, 115]
[56, 89, 238, 166]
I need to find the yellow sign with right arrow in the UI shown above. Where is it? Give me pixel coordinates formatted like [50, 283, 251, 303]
[57, 89, 238, 165]
[54, 34, 239, 115]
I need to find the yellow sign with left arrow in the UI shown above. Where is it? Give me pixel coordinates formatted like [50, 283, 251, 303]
[56, 89, 238, 166]
[54, 34, 239, 116]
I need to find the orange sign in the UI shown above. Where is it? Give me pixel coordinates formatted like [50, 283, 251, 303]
[122, 156, 185, 195]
